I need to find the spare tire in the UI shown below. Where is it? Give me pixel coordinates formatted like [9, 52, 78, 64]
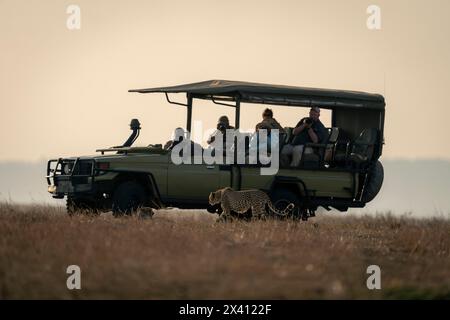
[362, 160, 384, 203]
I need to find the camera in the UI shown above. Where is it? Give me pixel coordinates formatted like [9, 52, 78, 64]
[217, 122, 227, 131]
[304, 117, 313, 125]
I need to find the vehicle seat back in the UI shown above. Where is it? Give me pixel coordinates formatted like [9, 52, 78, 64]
[328, 127, 339, 145]
[278, 131, 287, 150]
[350, 128, 379, 162]
[283, 127, 293, 145]
[324, 127, 339, 163]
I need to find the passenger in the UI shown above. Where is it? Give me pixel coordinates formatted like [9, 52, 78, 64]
[251, 120, 279, 154]
[248, 121, 278, 164]
[165, 127, 203, 159]
[281, 106, 328, 167]
[256, 108, 286, 135]
[207, 115, 234, 145]
[164, 127, 185, 150]
[247, 108, 285, 157]
[207, 116, 234, 156]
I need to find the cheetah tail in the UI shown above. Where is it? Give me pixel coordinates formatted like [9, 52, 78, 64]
[267, 201, 295, 216]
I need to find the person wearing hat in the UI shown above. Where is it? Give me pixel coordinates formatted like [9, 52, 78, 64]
[206, 115, 235, 157]
[281, 106, 328, 167]
[164, 127, 184, 150]
[207, 115, 234, 145]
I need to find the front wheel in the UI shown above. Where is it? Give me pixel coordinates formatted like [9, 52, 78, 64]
[66, 197, 100, 216]
[112, 181, 148, 217]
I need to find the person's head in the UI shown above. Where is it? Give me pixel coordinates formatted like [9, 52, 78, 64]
[218, 116, 230, 126]
[262, 108, 273, 119]
[173, 127, 185, 141]
[217, 122, 227, 132]
[309, 106, 321, 121]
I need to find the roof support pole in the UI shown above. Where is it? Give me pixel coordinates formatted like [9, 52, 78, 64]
[235, 95, 241, 129]
[186, 93, 193, 133]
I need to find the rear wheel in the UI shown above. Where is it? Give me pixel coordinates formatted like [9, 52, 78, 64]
[112, 181, 148, 217]
[270, 188, 302, 219]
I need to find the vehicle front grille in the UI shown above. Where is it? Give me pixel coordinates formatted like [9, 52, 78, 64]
[60, 159, 93, 176]
[47, 158, 95, 191]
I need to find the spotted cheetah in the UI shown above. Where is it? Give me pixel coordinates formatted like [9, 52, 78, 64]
[208, 187, 294, 221]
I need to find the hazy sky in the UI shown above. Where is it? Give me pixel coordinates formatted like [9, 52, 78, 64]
[1, 0, 449, 161]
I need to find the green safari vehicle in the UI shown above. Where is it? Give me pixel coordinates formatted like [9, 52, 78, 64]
[46, 80, 385, 220]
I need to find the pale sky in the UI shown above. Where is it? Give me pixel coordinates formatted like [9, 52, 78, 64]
[1, 0, 449, 162]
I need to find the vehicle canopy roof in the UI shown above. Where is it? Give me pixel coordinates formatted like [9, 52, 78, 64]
[130, 80, 385, 154]
[129, 79, 385, 111]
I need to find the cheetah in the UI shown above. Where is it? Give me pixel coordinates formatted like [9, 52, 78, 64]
[208, 187, 295, 221]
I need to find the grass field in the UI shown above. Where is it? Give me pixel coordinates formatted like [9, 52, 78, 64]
[0, 202, 449, 299]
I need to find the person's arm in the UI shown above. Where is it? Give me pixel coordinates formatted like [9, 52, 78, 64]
[314, 123, 327, 144]
[293, 119, 308, 135]
[307, 128, 319, 143]
[163, 140, 172, 150]
[207, 130, 220, 145]
[207, 135, 215, 145]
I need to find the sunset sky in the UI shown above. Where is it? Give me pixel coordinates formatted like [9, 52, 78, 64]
[1, 0, 449, 162]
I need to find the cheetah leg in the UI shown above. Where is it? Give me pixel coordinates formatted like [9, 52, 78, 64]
[218, 204, 233, 222]
[252, 205, 267, 221]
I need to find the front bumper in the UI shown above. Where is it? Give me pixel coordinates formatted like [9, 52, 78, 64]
[46, 158, 96, 198]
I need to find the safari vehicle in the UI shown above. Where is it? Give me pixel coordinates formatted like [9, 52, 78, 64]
[46, 80, 385, 220]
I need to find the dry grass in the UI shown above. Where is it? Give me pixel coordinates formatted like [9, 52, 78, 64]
[0, 202, 449, 299]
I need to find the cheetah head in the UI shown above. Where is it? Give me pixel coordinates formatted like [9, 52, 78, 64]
[209, 187, 232, 205]
[208, 190, 221, 205]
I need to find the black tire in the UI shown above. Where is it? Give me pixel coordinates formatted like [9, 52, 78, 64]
[362, 160, 384, 203]
[66, 197, 99, 216]
[270, 188, 301, 219]
[112, 181, 148, 217]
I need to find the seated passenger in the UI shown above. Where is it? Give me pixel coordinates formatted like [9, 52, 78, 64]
[248, 121, 281, 165]
[207, 115, 235, 157]
[250, 108, 284, 156]
[165, 127, 203, 159]
[281, 106, 328, 167]
[164, 127, 186, 150]
[207, 115, 234, 145]
[256, 108, 286, 135]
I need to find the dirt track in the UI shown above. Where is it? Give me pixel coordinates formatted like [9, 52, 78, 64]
[0, 203, 449, 299]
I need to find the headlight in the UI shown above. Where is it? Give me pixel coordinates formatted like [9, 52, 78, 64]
[63, 163, 72, 174]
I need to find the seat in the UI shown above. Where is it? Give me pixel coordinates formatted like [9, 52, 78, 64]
[278, 131, 287, 150]
[301, 127, 339, 168]
[283, 127, 294, 145]
[324, 127, 340, 163]
[334, 128, 378, 167]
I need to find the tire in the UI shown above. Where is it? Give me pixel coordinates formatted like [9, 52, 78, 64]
[361, 160, 384, 203]
[66, 197, 99, 216]
[112, 181, 148, 217]
[270, 188, 301, 219]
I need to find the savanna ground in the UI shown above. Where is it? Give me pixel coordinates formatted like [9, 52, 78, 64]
[0, 202, 449, 299]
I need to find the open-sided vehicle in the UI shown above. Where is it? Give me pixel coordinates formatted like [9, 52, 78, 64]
[46, 80, 385, 219]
